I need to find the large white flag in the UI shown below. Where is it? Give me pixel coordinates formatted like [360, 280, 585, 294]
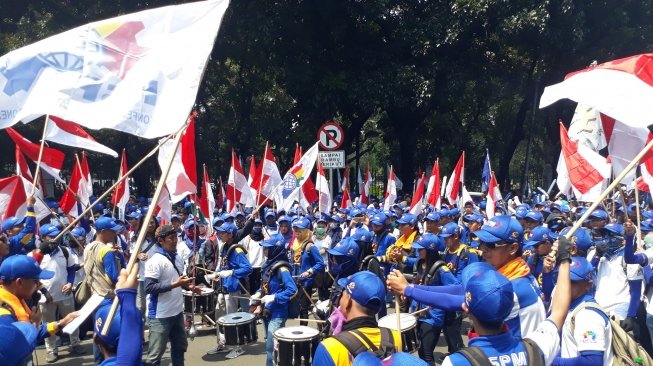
[0, 0, 229, 138]
[276, 143, 319, 211]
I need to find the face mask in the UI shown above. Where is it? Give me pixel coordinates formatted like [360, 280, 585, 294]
[390, 222, 398, 229]
[252, 227, 262, 235]
[329, 307, 347, 335]
[316, 227, 326, 235]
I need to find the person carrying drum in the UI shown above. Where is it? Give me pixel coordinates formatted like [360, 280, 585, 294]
[291, 217, 324, 325]
[409, 233, 459, 365]
[250, 233, 298, 366]
[312, 271, 401, 366]
[206, 220, 253, 358]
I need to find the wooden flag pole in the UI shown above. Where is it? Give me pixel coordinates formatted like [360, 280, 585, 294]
[30, 115, 50, 196]
[634, 174, 643, 246]
[550, 138, 653, 258]
[51, 123, 187, 243]
[101, 120, 190, 335]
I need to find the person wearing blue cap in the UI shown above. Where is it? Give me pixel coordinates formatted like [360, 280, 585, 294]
[264, 209, 279, 236]
[328, 215, 344, 247]
[313, 217, 333, 301]
[249, 233, 298, 366]
[1, 195, 38, 263]
[144, 224, 199, 366]
[460, 213, 483, 247]
[83, 217, 126, 300]
[0, 319, 40, 365]
[240, 219, 266, 307]
[0, 255, 80, 364]
[384, 214, 420, 274]
[94, 262, 143, 366]
[277, 215, 294, 246]
[423, 212, 441, 235]
[313, 271, 402, 366]
[290, 217, 324, 325]
[523, 226, 554, 286]
[410, 234, 459, 365]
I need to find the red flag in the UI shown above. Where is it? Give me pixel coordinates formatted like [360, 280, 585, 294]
[46, 116, 118, 157]
[15, 146, 33, 182]
[409, 173, 426, 215]
[316, 161, 332, 214]
[426, 159, 441, 207]
[0, 176, 50, 221]
[6, 128, 65, 183]
[59, 158, 86, 217]
[158, 117, 197, 202]
[340, 185, 352, 209]
[383, 166, 397, 210]
[294, 144, 318, 206]
[251, 142, 282, 205]
[217, 177, 225, 210]
[445, 152, 465, 204]
[199, 164, 216, 230]
[111, 150, 130, 218]
[293, 144, 302, 165]
[559, 123, 609, 194]
[486, 171, 500, 218]
[361, 164, 372, 205]
[80, 151, 93, 197]
[227, 150, 254, 212]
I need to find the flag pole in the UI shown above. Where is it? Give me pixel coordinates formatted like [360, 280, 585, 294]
[111, 149, 126, 218]
[102, 119, 191, 335]
[51, 124, 187, 243]
[74, 153, 95, 223]
[635, 173, 643, 246]
[550, 137, 653, 258]
[30, 115, 50, 196]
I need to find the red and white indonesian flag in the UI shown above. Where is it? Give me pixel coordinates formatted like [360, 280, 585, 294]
[158, 119, 197, 203]
[293, 145, 318, 209]
[217, 178, 225, 210]
[0, 176, 50, 221]
[276, 142, 319, 211]
[227, 150, 254, 212]
[361, 164, 372, 205]
[80, 151, 93, 198]
[45, 116, 118, 157]
[409, 173, 426, 215]
[6, 127, 65, 183]
[15, 146, 33, 182]
[340, 166, 352, 208]
[199, 165, 215, 232]
[557, 123, 611, 201]
[316, 161, 331, 215]
[59, 157, 90, 217]
[154, 186, 172, 224]
[0, 0, 230, 139]
[247, 155, 257, 205]
[445, 152, 465, 204]
[426, 159, 441, 207]
[251, 143, 282, 206]
[383, 166, 397, 211]
[540, 54, 653, 130]
[486, 171, 501, 219]
[111, 150, 130, 219]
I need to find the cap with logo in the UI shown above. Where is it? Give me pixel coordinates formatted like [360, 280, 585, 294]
[439, 222, 461, 238]
[215, 222, 238, 236]
[337, 271, 386, 312]
[473, 215, 523, 244]
[291, 217, 312, 230]
[569, 257, 595, 281]
[94, 217, 123, 232]
[39, 223, 61, 238]
[261, 233, 286, 248]
[396, 213, 417, 226]
[589, 209, 609, 220]
[523, 226, 553, 250]
[1, 216, 26, 233]
[524, 210, 544, 223]
[94, 303, 121, 347]
[558, 227, 592, 252]
[370, 213, 387, 226]
[461, 262, 514, 324]
[412, 233, 442, 252]
[0, 255, 54, 280]
[70, 227, 87, 238]
[425, 212, 441, 222]
[352, 228, 372, 243]
[327, 237, 360, 258]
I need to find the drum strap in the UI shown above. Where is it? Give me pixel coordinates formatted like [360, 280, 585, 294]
[456, 339, 544, 366]
[333, 327, 396, 359]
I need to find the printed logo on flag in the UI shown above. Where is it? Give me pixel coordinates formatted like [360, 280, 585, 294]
[281, 163, 307, 199]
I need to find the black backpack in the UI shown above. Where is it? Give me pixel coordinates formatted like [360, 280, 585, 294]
[334, 327, 397, 359]
[456, 338, 544, 366]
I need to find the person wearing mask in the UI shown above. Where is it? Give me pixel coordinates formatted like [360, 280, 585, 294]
[313, 217, 333, 301]
[83, 217, 126, 300]
[144, 225, 200, 366]
[328, 215, 344, 246]
[241, 219, 265, 301]
[249, 233, 298, 366]
[291, 217, 324, 325]
[263, 210, 278, 238]
[277, 216, 294, 248]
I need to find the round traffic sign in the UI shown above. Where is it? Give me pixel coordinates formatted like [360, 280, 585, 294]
[317, 121, 344, 150]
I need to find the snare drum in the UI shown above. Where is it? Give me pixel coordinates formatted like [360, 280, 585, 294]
[378, 313, 419, 352]
[217, 312, 257, 346]
[182, 287, 216, 314]
[273, 326, 320, 366]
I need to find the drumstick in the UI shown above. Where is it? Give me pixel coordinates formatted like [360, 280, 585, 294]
[196, 266, 217, 274]
[410, 307, 430, 316]
[300, 286, 317, 308]
[297, 318, 327, 324]
[196, 265, 251, 296]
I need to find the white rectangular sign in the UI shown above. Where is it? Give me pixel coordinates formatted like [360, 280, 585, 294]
[319, 150, 345, 169]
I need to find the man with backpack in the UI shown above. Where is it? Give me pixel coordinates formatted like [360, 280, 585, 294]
[312, 271, 401, 366]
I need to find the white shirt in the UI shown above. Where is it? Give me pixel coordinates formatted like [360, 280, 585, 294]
[593, 251, 642, 319]
[560, 304, 613, 365]
[240, 236, 264, 268]
[144, 251, 185, 319]
[39, 247, 75, 302]
[312, 235, 332, 270]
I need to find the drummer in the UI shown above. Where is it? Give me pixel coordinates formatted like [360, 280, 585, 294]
[291, 217, 324, 325]
[312, 271, 402, 366]
[250, 233, 298, 366]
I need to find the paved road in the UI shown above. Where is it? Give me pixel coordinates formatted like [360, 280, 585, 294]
[35, 311, 470, 365]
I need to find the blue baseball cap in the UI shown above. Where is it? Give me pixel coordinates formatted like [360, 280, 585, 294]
[462, 213, 484, 225]
[94, 217, 122, 232]
[449, 208, 461, 217]
[524, 210, 544, 223]
[479, 201, 487, 210]
[261, 233, 286, 248]
[125, 211, 141, 219]
[220, 213, 233, 221]
[0, 321, 38, 365]
[264, 209, 276, 219]
[439, 222, 461, 238]
[604, 222, 624, 236]
[1, 216, 25, 233]
[514, 205, 529, 219]
[327, 237, 360, 258]
[425, 212, 441, 222]
[569, 257, 595, 281]
[0, 255, 54, 280]
[461, 262, 514, 324]
[558, 227, 592, 252]
[641, 219, 653, 232]
[70, 227, 86, 238]
[524, 226, 553, 249]
[215, 222, 238, 235]
[278, 215, 292, 224]
[589, 209, 609, 220]
[94, 303, 121, 346]
[396, 213, 417, 226]
[473, 215, 523, 244]
[337, 271, 385, 312]
[352, 228, 372, 243]
[412, 233, 442, 251]
[39, 223, 61, 238]
[370, 213, 387, 226]
[291, 217, 312, 230]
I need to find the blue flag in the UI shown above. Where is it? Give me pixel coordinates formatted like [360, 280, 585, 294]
[482, 149, 491, 192]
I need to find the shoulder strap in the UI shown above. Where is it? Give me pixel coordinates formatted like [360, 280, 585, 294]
[377, 327, 396, 357]
[334, 330, 374, 357]
[61, 246, 69, 261]
[425, 260, 447, 284]
[522, 338, 545, 366]
[141, 240, 156, 254]
[226, 244, 248, 257]
[570, 302, 606, 334]
[302, 240, 314, 253]
[456, 347, 493, 366]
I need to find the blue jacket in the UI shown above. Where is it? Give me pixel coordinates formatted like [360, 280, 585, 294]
[294, 241, 324, 288]
[219, 244, 253, 293]
[99, 289, 143, 365]
[444, 244, 480, 280]
[258, 265, 297, 319]
[410, 264, 459, 327]
[6, 208, 37, 259]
